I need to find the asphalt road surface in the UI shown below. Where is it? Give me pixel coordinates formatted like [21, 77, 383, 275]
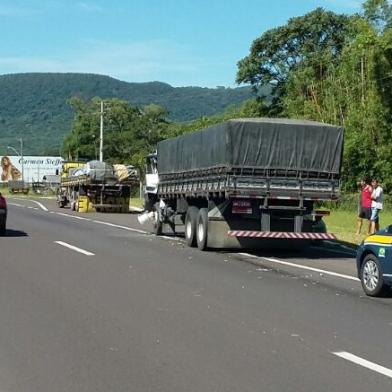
[0, 198, 391, 392]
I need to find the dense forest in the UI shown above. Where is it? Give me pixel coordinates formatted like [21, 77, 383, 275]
[0, 73, 255, 155]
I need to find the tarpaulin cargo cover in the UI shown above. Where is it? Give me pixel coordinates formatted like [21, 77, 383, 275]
[157, 118, 343, 176]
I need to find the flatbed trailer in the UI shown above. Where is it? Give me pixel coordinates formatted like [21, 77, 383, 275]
[142, 118, 343, 250]
[57, 175, 133, 213]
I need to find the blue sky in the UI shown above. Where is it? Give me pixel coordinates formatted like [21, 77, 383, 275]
[0, 0, 362, 87]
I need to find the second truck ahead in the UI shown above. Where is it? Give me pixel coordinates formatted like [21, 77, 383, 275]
[142, 118, 343, 250]
[57, 161, 138, 213]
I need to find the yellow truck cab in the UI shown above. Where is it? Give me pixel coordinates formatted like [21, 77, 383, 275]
[60, 161, 85, 179]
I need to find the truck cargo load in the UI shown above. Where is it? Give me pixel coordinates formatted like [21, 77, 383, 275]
[157, 118, 343, 176]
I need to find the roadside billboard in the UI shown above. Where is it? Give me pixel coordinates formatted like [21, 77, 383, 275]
[0, 156, 63, 183]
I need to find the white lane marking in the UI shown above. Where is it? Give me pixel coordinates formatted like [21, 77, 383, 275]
[11, 198, 48, 211]
[333, 351, 392, 379]
[14, 205, 176, 241]
[91, 220, 147, 234]
[8, 203, 25, 208]
[161, 235, 181, 241]
[56, 212, 91, 221]
[29, 200, 48, 211]
[238, 252, 359, 282]
[54, 241, 95, 256]
[238, 252, 258, 258]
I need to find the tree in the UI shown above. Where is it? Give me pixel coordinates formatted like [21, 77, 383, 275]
[282, 10, 392, 191]
[236, 8, 350, 115]
[62, 98, 169, 173]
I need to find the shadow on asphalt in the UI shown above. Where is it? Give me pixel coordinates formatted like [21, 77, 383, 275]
[3, 229, 28, 237]
[153, 228, 356, 260]
[220, 241, 357, 260]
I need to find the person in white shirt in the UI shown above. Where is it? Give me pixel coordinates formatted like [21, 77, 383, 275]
[370, 178, 383, 234]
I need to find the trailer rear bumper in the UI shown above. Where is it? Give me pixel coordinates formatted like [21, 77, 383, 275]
[228, 230, 336, 240]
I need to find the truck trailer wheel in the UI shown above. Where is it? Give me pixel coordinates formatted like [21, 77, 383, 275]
[196, 208, 208, 251]
[185, 206, 199, 247]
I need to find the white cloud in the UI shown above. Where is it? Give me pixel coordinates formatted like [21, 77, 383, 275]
[77, 2, 103, 12]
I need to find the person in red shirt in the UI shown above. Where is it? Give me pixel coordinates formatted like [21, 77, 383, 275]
[356, 178, 373, 235]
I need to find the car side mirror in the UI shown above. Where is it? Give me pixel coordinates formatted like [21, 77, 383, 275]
[386, 225, 392, 234]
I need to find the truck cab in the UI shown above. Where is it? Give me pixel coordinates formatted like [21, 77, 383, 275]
[145, 152, 159, 195]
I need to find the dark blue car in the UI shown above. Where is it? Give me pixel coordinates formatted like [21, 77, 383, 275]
[356, 226, 392, 296]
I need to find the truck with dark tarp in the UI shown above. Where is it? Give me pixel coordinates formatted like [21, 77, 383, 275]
[140, 118, 343, 250]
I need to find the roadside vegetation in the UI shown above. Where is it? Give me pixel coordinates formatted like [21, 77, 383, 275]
[324, 210, 392, 246]
[321, 193, 392, 245]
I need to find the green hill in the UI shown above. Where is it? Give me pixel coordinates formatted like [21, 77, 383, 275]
[0, 73, 254, 155]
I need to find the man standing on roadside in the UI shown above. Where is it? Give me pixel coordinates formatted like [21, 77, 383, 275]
[370, 178, 383, 234]
[356, 178, 373, 235]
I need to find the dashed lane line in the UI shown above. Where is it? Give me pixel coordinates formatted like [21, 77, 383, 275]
[54, 241, 95, 256]
[333, 351, 392, 379]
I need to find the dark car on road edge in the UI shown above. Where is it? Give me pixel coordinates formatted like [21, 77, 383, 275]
[0, 192, 7, 235]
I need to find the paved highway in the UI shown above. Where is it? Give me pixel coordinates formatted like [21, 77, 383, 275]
[0, 198, 391, 392]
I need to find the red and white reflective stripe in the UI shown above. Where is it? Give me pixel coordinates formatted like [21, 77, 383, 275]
[228, 231, 336, 240]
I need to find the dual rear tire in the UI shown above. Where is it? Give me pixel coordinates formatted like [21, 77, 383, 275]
[185, 207, 208, 250]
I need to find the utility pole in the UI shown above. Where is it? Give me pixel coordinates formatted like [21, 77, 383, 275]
[20, 138, 24, 181]
[99, 100, 104, 162]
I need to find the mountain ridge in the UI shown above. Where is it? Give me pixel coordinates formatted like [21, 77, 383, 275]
[0, 73, 254, 154]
